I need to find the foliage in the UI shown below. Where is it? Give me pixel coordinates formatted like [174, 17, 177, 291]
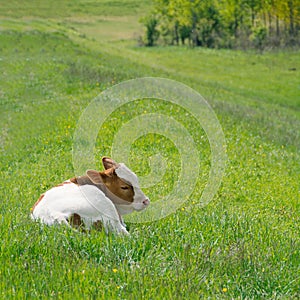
[143, 0, 300, 49]
[250, 26, 268, 50]
[140, 15, 160, 46]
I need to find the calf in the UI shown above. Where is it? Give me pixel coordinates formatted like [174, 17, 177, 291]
[31, 157, 150, 235]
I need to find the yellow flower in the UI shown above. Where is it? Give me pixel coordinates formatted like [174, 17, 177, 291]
[112, 268, 118, 273]
[181, 207, 185, 211]
[222, 287, 228, 293]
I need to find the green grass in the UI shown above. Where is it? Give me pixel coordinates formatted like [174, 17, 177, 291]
[0, 0, 152, 18]
[1, 2, 300, 299]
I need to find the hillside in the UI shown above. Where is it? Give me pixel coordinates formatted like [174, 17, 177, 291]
[0, 1, 299, 299]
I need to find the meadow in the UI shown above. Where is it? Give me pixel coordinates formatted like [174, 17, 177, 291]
[0, 1, 299, 299]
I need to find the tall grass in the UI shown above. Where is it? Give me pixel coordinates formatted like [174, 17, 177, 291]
[0, 5, 299, 299]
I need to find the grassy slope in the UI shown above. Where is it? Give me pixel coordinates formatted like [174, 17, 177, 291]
[1, 1, 299, 299]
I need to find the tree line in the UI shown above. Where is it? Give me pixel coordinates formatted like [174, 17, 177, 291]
[141, 0, 300, 49]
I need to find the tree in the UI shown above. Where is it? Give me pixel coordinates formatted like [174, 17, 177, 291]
[141, 15, 160, 46]
[141, 0, 299, 49]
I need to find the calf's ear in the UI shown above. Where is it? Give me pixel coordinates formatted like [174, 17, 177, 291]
[102, 157, 119, 170]
[86, 170, 103, 184]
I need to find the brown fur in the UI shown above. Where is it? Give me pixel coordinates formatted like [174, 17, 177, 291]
[72, 170, 134, 204]
[100, 172, 134, 203]
[68, 213, 84, 228]
[68, 213, 103, 232]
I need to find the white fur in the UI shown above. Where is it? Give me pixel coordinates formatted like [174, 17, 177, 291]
[31, 181, 129, 235]
[31, 161, 150, 235]
[114, 163, 149, 215]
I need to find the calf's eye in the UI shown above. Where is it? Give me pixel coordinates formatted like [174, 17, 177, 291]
[121, 186, 129, 190]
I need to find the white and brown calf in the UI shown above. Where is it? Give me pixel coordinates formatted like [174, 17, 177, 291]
[31, 157, 150, 235]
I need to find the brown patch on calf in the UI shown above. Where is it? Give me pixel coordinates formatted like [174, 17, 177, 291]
[86, 169, 134, 203]
[92, 220, 104, 231]
[70, 157, 135, 204]
[68, 213, 104, 232]
[71, 169, 135, 204]
[100, 171, 134, 203]
[70, 175, 94, 186]
[68, 213, 84, 229]
[70, 177, 78, 184]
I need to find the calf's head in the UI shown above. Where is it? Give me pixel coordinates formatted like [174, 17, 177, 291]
[86, 157, 150, 215]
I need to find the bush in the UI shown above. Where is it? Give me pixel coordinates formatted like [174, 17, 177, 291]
[140, 15, 160, 47]
[251, 26, 267, 50]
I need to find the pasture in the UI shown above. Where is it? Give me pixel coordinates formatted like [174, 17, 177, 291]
[0, 1, 299, 298]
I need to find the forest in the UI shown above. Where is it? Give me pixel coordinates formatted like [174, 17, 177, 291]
[141, 0, 300, 49]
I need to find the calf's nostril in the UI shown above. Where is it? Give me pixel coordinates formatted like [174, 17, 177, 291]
[143, 199, 150, 206]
